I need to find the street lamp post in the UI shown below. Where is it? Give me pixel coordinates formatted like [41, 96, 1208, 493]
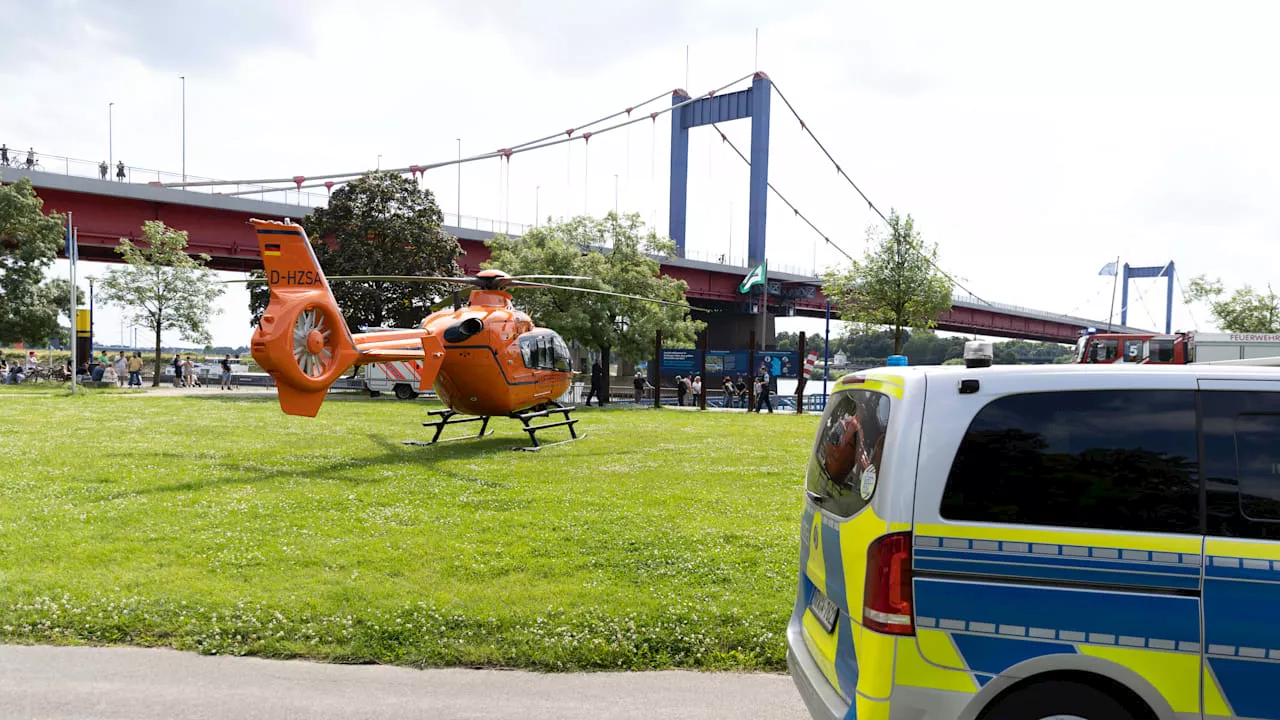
[535, 186, 540, 227]
[377, 154, 382, 170]
[455, 138, 461, 223]
[613, 174, 619, 216]
[88, 276, 95, 360]
[179, 76, 186, 183]
[108, 102, 114, 176]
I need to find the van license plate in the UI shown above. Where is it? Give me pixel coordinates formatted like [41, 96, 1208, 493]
[809, 588, 839, 633]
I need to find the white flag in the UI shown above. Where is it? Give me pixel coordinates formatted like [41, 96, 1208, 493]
[1098, 261, 1118, 276]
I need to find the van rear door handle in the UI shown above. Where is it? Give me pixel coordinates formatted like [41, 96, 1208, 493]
[805, 490, 825, 504]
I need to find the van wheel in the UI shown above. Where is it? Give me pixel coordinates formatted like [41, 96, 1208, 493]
[981, 680, 1138, 720]
[394, 384, 418, 400]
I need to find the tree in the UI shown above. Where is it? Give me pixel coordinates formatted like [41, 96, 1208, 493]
[823, 210, 952, 354]
[98, 221, 225, 386]
[484, 213, 704, 397]
[1187, 276, 1280, 333]
[0, 178, 70, 345]
[248, 172, 462, 328]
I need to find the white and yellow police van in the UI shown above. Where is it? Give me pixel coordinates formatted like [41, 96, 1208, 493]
[789, 342, 1280, 720]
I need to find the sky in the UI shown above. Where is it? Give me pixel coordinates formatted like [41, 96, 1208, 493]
[5, 0, 1279, 348]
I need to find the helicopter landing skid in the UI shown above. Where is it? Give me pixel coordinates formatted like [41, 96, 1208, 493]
[404, 410, 493, 446]
[511, 404, 584, 452]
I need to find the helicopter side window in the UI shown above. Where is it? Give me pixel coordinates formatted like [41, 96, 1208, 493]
[517, 332, 571, 371]
[551, 336, 571, 372]
[518, 334, 538, 369]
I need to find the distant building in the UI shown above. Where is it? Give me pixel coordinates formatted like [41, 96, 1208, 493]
[832, 351, 848, 366]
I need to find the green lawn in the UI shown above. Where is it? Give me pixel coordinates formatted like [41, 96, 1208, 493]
[0, 394, 818, 671]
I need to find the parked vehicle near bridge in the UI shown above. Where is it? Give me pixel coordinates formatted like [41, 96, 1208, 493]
[364, 361, 426, 400]
[1075, 329, 1280, 364]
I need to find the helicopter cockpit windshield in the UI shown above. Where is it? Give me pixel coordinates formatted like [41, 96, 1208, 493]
[518, 331, 572, 372]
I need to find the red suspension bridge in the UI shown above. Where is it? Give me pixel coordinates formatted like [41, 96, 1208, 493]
[5, 70, 1151, 344]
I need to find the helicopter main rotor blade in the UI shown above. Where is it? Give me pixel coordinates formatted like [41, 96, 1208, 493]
[221, 275, 478, 284]
[505, 275, 593, 281]
[505, 280, 693, 308]
[325, 275, 478, 283]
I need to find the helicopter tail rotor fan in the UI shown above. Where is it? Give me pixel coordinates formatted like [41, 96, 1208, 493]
[248, 219, 360, 417]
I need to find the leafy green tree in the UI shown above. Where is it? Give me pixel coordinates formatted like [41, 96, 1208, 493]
[0, 178, 70, 345]
[1187, 276, 1280, 333]
[98, 221, 225, 385]
[248, 171, 462, 328]
[823, 210, 952, 354]
[774, 331, 799, 351]
[484, 213, 704, 397]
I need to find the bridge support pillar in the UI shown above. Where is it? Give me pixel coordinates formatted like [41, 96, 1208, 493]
[693, 309, 775, 351]
[668, 73, 772, 262]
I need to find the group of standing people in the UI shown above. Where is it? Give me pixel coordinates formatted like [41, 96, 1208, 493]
[97, 160, 127, 181]
[672, 374, 704, 406]
[0, 145, 37, 169]
[713, 370, 774, 412]
[170, 353, 235, 390]
[93, 351, 144, 386]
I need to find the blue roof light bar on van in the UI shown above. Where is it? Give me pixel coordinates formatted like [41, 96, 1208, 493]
[887, 355, 908, 367]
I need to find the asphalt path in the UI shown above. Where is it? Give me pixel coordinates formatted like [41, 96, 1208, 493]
[0, 645, 808, 720]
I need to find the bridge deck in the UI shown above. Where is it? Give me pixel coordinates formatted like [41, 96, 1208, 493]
[5, 167, 1148, 343]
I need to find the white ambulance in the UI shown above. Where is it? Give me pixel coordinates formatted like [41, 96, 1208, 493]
[363, 361, 428, 400]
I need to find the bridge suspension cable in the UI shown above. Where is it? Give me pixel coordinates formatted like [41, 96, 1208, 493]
[179, 75, 755, 191]
[1174, 272, 1201, 331]
[710, 122, 854, 264]
[768, 80, 993, 307]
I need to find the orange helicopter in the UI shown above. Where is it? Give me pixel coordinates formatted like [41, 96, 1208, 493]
[245, 218, 690, 450]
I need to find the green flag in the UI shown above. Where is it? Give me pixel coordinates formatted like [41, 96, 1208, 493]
[738, 260, 767, 294]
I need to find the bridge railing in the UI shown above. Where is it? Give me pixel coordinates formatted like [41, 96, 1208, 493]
[5, 149, 826, 278]
[445, 214, 530, 236]
[676, 248, 818, 277]
[0, 150, 332, 206]
[950, 292, 1112, 329]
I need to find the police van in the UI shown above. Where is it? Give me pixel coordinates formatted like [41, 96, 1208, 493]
[789, 342, 1280, 720]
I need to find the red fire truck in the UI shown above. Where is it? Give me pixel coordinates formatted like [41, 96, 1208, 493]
[1074, 330, 1280, 364]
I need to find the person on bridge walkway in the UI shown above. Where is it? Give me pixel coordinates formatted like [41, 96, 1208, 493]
[99, 161, 108, 180]
[584, 360, 604, 406]
[116, 161, 125, 181]
[25, 148, 35, 169]
[0, 145, 8, 165]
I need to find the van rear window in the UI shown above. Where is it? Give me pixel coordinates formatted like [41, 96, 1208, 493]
[806, 389, 891, 517]
[940, 390, 1199, 534]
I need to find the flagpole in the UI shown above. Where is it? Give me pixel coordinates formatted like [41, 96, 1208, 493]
[68, 215, 77, 395]
[1107, 255, 1119, 332]
[759, 261, 767, 351]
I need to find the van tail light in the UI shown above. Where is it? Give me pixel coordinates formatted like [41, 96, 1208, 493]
[863, 532, 914, 635]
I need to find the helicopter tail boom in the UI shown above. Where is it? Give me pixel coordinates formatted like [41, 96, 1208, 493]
[248, 219, 444, 417]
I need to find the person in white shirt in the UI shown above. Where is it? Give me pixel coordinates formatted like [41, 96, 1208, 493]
[691, 375, 703, 407]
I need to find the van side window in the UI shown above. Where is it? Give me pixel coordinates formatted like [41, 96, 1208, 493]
[1201, 391, 1280, 538]
[806, 389, 891, 517]
[1236, 415, 1280, 521]
[940, 390, 1199, 534]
